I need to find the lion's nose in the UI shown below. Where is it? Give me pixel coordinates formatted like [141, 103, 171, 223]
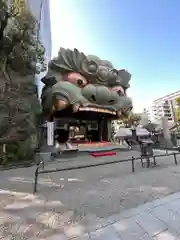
[82, 84, 119, 105]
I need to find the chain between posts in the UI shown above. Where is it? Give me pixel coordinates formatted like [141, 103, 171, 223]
[33, 152, 180, 194]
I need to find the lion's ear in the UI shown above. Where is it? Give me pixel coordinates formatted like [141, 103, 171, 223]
[118, 69, 131, 82]
[116, 69, 131, 88]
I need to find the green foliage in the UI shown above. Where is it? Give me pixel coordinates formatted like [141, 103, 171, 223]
[0, 1, 43, 164]
[122, 112, 141, 127]
[176, 97, 180, 106]
[0, 0, 46, 75]
[176, 107, 180, 122]
[176, 97, 180, 122]
[5, 142, 34, 163]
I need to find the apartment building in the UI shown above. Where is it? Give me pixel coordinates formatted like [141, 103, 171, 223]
[27, 0, 52, 61]
[27, 0, 52, 96]
[10, 0, 52, 60]
[146, 90, 180, 124]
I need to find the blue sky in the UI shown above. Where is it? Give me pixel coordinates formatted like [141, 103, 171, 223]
[50, 0, 180, 112]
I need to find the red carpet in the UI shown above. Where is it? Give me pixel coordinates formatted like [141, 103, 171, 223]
[90, 152, 116, 157]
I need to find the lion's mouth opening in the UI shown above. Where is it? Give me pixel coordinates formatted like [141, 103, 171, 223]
[72, 103, 121, 116]
[78, 106, 116, 115]
[52, 100, 131, 117]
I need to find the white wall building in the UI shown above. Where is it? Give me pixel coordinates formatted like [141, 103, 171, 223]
[27, 0, 52, 96]
[145, 90, 180, 125]
[27, 0, 52, 61]
[8, 1, 52, 58]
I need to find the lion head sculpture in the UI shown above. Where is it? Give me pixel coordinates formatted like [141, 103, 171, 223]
[41, 48, 132, 119]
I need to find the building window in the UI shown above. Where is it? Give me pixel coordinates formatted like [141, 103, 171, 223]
[165, 114, 172, 117]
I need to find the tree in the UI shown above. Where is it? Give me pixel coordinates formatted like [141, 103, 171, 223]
[176, 97, 180, 122]
[176, 97, 180, 106]
[0, 0, 46, 164]
[0, 1, 46, 74]
[122, 112, 141, 128]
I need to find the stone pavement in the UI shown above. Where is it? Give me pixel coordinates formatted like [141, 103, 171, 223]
[1, 190, 180, 239]
[98, 191, 180, 240]
[2, 154, 180, 219]
[0, 151, 180, 239]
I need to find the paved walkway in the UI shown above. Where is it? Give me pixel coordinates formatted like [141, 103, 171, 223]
[92, 191, 180, 240]
[1, 151, 180, 239]
[1, 190, 180, 239]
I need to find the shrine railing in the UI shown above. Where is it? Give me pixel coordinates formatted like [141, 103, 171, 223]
[33, 151, 180, 193]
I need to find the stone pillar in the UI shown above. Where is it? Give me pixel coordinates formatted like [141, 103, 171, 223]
[107, 120, 112, 141]
[161, 117, 173, 148]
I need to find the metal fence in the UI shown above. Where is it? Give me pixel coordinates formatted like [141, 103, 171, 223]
[33, 152, 180, 193]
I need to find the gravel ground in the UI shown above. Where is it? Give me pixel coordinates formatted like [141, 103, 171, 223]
[0, 151, 180, 238]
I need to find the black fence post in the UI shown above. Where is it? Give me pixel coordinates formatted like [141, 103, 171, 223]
[173, 153, 177, 165]
[132, 156, 135, 172]
[33, 166, 39, 194]
[153, 156, 156, 166]
[147, 157, 150, 168]
[140, 157, 144, 168]
[41, 158, 44, 170]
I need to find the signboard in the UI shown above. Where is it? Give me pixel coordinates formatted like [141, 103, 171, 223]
[47, 122, 54, 146]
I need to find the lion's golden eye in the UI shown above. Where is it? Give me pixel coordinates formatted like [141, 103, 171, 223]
[64, 72, 88, 88]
